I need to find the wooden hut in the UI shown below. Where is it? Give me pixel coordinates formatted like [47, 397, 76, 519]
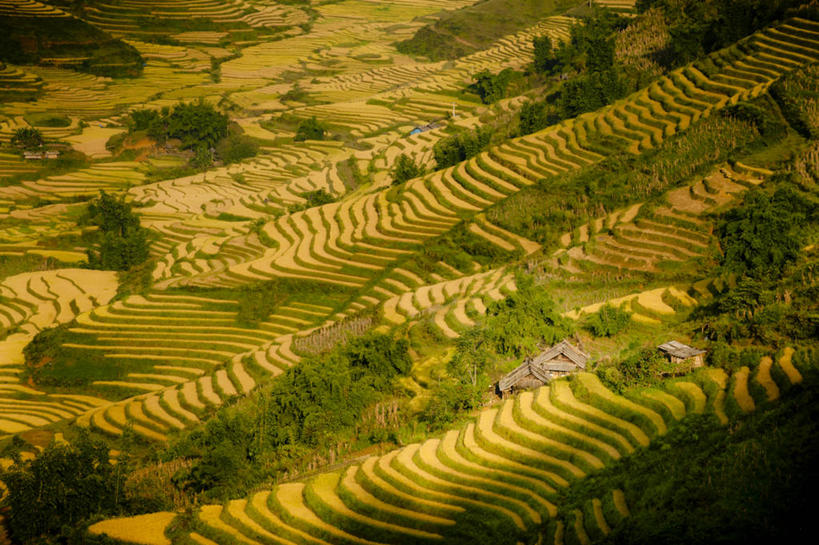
[657, 340, 706, 368]
[496, 339, 589, 397]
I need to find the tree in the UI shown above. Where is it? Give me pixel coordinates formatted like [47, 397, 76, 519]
[533, 35, 557, 73]
[483, 275, 574, 357]
[0, 432, 126, 542]
[470, 69, 515, 104]
[294, 116, 325, 142]
[448, 327, 492, 386]
[718, 187, 809, 280]
[138, 101, 228, 150]
[82, 191, 150, 271]
[432, 127, 492, 170]
[586, 303, 631, 337]
[128, 108, 160, 132]
[518, 100, 551, 136]
[390, 153, 424, 185]
[165, 100, 228, 149]
[11, 127, 44, 149]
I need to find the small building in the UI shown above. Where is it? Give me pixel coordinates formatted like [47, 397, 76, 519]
[657, 341, 706, 368]
[44, 150, 60, 159]
[409, 122, 441, 136]
[497, 339, 589, 397]
[23, 151, 43, 160]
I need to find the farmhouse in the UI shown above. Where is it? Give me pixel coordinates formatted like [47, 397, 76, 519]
[497, 339, 589, 397]
[657, 340, 706, 368]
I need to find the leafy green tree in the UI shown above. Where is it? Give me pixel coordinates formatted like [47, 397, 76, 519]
[518, 100, 551, 136]
[420, 380, 482, 431]
[586, 303, 631, 337]
[190, 144, 214, 169]
[718, 187, 810, 280]
[140, 101, 228, 150]
[165, 100, 228, 149]
[533, 34, 557, 73]
[598, 348, 671, 392]
[433, 127, 493, 169]
[448, 327, 492, 386]
[294, 116, 326, 142]
[470, 68, 515, 104]
[484, 275, 574, 357]
[128, 108, 160, 132]
[82, 191, 150, 271]
[0, 432, 126, 543]
[390, 153, 424, 185]
[11, 127, 44, 149]
[171, 333, 411, 497]
[559, 68, 626, 118]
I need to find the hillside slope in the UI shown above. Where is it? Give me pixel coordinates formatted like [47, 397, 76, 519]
[0, 0, 142, 77]
[397, 0, 579, 60]
[88, 361, 819, 544]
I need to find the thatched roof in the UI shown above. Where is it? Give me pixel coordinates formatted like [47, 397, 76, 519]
[498, 339, 589, 392]
[657, 340, 706, 359]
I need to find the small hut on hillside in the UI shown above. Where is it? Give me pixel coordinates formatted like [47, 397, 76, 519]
[496, 339, 589, 398]
[657, 340, 706, 368]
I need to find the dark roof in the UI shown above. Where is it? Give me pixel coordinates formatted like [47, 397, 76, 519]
[657, 340, 706, 359]
[498, 339, 589, 391]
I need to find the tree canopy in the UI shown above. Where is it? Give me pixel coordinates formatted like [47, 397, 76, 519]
[717, 186, 812, 280]
[82, 191, 150, 271]
[11, 127, 44, 149]
[390, 153, 425, 185]
[0, 432, 126, 543]
[294, 116, 326, 142]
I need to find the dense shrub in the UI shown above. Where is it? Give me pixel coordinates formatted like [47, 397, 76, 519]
[717, 186, 811, 280]
[433, 127, 492, 170]
[483, 275, 574, 357]
[597, 349, 673, 393]
[470, 68, 517, 104]
[215, 133, 259, 164]
[294, 116, 325, 142]
[518, 100, 553, 136]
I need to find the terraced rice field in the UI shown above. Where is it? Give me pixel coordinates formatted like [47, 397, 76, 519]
[0, 63, 43, 101]
[0, 269, 117, 434]
[0, 0, 70, 17]
[565, 285, 698, 325]
[52, 292, 328, 439]
[164, 19, 818, 295]
[132, 361, 806, 545]
[555, 164, 767, 274]
[81, 0, 309, 37]
[380, 267, 516, 338]
[0, 5, 816, 457]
